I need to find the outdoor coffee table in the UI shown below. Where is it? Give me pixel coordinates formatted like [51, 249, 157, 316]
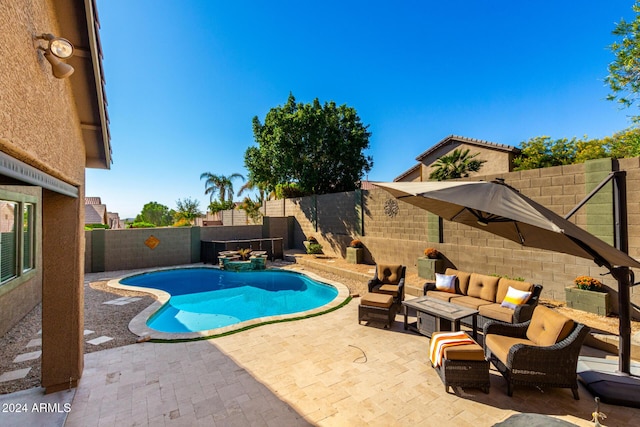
[403, 296, 479, 340]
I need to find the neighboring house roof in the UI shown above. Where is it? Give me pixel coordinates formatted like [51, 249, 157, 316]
[393, 164, 421, 182]
[57, 0, 111, 169]
[415, 135, 519, 162]
[360, 180, 378, 190]
[85, 204, 107, 224]
[85, 197, 102, 205]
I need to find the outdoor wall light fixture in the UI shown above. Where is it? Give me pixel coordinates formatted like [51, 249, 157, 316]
[35, 33, 75, 79]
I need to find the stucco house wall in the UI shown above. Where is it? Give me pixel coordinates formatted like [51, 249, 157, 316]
[1, 0, 110, 393]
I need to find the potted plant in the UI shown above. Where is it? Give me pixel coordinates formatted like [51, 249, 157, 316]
[565, 276, 611, 315]
[417, 247, 444, 280]
[304, 236, 323, 255]
[346, 239, 364, 264]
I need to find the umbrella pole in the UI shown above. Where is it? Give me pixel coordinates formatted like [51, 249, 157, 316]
[612, 266, 632, 375]
[613, 172, 632, 375]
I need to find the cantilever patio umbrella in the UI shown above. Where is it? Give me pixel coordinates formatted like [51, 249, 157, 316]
[374, 179, 640, 377]
[374, 180, 640, 270]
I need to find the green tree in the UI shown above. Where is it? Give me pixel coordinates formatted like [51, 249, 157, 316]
[245, 93, 373, 196]
[513, 136, 580, 170]
[606, 1, 640, 122]
[174, 198, 202, 224]
[199, 172, 245, 203]
[608, 127, 640, 158]
[428, 148, 486, 181]
[134, 201, 175, 226]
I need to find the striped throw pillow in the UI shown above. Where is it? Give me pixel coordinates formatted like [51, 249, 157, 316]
[501, 286, 532, 309]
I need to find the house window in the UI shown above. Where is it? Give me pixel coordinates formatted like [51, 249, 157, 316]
[0, 201, 18, 283]
[0, 199, 36, 285]
[23, 203, 34, 272]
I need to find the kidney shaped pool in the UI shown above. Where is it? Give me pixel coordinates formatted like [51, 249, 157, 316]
[119, 268, 340, 334]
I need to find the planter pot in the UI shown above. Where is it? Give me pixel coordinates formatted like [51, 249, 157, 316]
[346, 247, 363, 264]
[565, 286, 611, 316]
[417, 257, 444, 280]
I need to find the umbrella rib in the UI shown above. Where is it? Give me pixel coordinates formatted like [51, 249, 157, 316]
[513, 222, 525, 245]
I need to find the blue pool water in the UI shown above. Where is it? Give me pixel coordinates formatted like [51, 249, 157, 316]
[120, 268, 339, 333]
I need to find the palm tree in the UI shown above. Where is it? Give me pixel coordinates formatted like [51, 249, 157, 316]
[200, 172, 245, 202]
[428, 148, 486, 181]
[237, 178, 273, 203]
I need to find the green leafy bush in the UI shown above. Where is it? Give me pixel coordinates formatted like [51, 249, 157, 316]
[306, 243, 323, 254]
[128, 221, 156, 228]
[85, 223, 109, 230]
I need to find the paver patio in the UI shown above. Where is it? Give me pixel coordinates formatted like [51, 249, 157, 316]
[64, 295, 640, 426]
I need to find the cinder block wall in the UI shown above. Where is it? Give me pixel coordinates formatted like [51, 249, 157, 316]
[85, 225, 264, 273]
[258, 159, 639, 307]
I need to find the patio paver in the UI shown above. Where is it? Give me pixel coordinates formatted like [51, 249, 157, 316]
[64, 297, 640, 426]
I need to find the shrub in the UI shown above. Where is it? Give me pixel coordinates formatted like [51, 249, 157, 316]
[85, 223, 110, 230]
[172, 218, 192, 227]
[306, 243, 323, 254]
[129, 221, 156, 228]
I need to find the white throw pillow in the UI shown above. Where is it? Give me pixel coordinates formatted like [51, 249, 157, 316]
[435, 273, 456, 293]
[501, 286, 532, 309]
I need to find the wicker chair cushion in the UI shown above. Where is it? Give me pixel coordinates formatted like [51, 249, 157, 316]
[478, 303, 514, 323]
[444, 268, 471, 294]
[377, 284, 399, 297]
[360, 293, 393, 308]
[526, 305, 575, 346]
[496, 278, 533, 304]
[377, 264, 403, 285]
[441, 343, 485, 361]
[449, 295, 494, 310]
[485, 334, 534, 365]
[467, 273, 500, 302]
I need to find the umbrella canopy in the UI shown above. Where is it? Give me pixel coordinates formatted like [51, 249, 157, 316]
[374, 180, 640, 269]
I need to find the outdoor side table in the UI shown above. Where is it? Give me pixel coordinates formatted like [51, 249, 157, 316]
[402, 296, 479, 340]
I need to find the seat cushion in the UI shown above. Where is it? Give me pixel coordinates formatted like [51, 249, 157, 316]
[467, 273, 500, 302]
[360, 293, 393, 308]
[431, 332, 485, 361]
[526, 305, 575, 347]
[496, 278, 534, 304]
[426, 290, 464, 302]
[485, 334, 536, 366]
[377, 284, 399, 297]
[450, 295, 494, 310]
[445, 268, 471, 294]
[377, 264, 403, 285]
[478, 303, 514, 323]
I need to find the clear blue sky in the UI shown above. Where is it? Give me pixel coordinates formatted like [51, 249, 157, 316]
[87, 0, 636, 219]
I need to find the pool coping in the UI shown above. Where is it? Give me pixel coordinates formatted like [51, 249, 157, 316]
[106, 264, 351, 341]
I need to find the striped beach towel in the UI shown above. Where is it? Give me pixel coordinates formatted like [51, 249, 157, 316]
[429, 331, 474, 367]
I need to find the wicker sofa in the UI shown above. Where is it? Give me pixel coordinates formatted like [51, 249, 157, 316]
[423, 268, 543, 329]
[484, 305, 590, 398]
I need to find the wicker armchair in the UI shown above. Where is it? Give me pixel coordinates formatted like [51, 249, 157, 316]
[483, 305, 590, 399]
[367, 264, 406, 310]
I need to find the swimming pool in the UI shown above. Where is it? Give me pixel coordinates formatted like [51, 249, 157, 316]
[112, 267, 348, 339]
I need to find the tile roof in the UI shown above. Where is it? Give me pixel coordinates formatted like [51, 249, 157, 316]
[415, 135, 520, 161]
